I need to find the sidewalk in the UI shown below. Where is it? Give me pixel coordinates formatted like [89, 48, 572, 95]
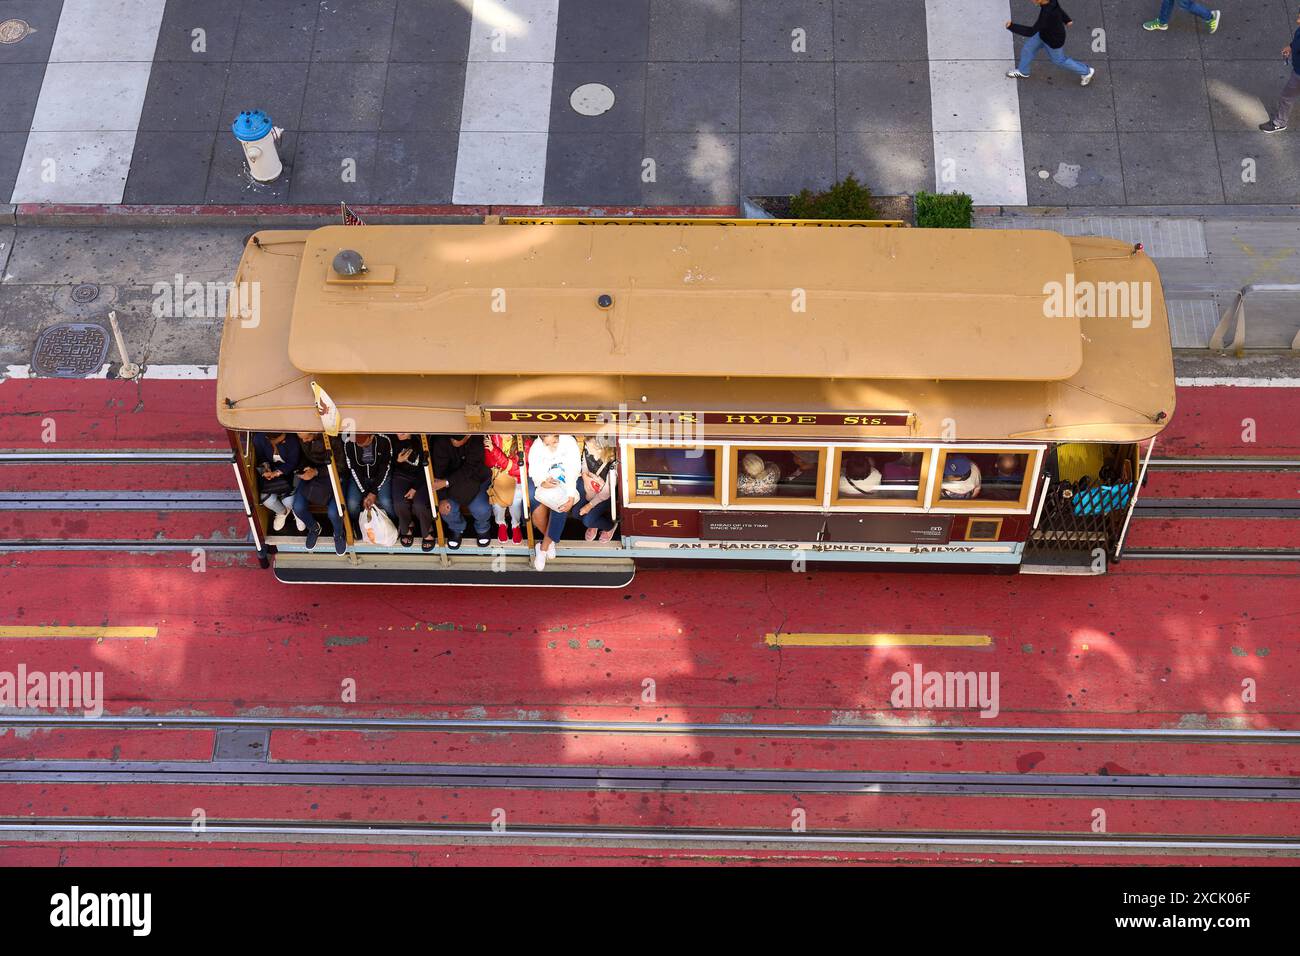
[1, 0, 1298, 212]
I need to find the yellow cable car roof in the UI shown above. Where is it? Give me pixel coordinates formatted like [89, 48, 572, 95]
[287, 224, 1083, 382]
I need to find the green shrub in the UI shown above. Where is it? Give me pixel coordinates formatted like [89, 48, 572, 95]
[914, 190, 974, 229]
[788, 175, 882, 221]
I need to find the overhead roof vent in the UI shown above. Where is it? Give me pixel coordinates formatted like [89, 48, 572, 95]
[332, 249, 367, 277]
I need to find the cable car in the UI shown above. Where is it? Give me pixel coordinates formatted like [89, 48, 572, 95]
[216, 218, 1175, 586]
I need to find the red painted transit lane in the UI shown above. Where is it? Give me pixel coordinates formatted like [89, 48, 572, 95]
[0, 552, 1294, 730]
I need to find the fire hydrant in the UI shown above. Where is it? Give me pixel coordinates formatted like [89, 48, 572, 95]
[231, 110, 283, 183]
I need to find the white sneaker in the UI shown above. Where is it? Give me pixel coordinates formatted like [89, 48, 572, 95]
[1081, 67, 1096, 87]
[533, 544, 547, 571]
[1006, 70, 1029, 79]
[294, 515, 307, 532]
[272, 511, 288, 531]
[547, 541, 556, 558]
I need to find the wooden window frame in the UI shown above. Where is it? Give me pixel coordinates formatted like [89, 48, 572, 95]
[828, 445, 934, 511]
[727, 444, 829, 511]
[929, 446, 1043, 513]
[623, 442, 725, 508]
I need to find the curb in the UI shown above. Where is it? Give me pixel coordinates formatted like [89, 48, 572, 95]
[975, 204, 1300, 220]
[12, 203, 742, 228]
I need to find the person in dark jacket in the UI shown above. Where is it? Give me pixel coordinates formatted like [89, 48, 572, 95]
[431, 434, 493, 549]
[390, 433, 436, 551]
[1260, 8, 1300, 133]
[293, 431, 346, 555]
[1006, 0, 1095, 86]
[253, 432, 303, 533]
[343, 432, 395, 529]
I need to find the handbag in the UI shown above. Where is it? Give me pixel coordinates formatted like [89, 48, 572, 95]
[259, 473, 293, 497]
[359, 505, 399, 546]
[488, 469, 517, 508]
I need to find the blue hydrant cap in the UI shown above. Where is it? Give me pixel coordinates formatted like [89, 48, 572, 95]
[231, 110, 273, 142]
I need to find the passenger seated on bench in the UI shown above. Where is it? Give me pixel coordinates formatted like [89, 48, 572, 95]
[391, 433, 436, 552]
[431, 434, 493, 550]
[940, 454, 982, 499]
[293, 432, 346, 555]
[486, 434, 530, 545]
[576, 435, 618, 542]
[254, 432, 303, 532]
[736, 452, 780, 497]
[837, 453, 882, 497]
[528, 433, 581, 571]
[344, 433, 395, 528]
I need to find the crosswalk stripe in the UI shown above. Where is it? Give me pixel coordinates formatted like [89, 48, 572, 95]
[452, 0, 561, 205]
[924, 0, 1028, 206]
[9, 0, 166, 205]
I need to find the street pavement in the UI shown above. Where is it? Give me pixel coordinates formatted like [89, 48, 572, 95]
[0, 0, 1298, 208]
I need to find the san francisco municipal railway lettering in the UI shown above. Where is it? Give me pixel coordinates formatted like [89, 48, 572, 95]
[664, 542, 979, 554]
[487, 408, 911, 428]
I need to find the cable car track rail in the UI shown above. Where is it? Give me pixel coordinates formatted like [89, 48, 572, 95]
[1, 821, 1294, 855]
[2, 714, 1298, 743]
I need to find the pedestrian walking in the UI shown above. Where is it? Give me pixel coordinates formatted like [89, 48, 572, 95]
[1260, 7, 1300, 133]
[1142, 2, 1220, 33]
[1006, 0, 1096, 87]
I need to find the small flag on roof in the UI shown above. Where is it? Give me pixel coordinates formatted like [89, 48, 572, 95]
[341, 202, 365, 226]
[310, 381, 341, 436]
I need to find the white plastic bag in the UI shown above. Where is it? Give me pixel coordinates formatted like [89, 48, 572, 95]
[534, 482, 574, 512]
[360, 506, 398, 546]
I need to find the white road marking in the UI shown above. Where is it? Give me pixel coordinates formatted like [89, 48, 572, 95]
[1, 365, 216, 381]
[452, 0, 560, 204]
[925, 0, 1027, 206]
[9, 0, 166, 204]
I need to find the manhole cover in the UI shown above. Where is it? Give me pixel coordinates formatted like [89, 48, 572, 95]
[0, 19, 35, 43]
[32, 322, 109, 378]
[71, 282, 100, 304]
[570, 82, 616, 117]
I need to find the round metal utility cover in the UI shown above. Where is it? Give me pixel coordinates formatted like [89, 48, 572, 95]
[71, 282, 100, 304]
[333, 249, 367, 276]
[570, 83, 615, 117]
[0, 19, 35, 43]
[31, 322, 110, 378]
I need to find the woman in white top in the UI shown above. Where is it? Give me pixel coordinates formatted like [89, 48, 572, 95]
[527, 433, 581, 570]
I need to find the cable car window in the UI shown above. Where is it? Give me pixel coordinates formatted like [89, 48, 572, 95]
[627, 446, 720, 505]
[732, 448, 823, 501]
[932, 449, 1039, 510]
[830, 448, 931, 508]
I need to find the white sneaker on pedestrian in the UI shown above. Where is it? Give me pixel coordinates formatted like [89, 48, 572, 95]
[272, 511, 288, 531]
[533, 544, 547, 571]
[1006, 70, 1029, 79]
[294, 515, 306, 532]
[1081, 67, 1096, 87]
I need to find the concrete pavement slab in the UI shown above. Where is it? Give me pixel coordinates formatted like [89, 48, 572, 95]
[739, 131, 835, 195]
[1194, 0, 1295, 62]
[288, 131, 378, 203]
[370, 131, 458, 203]
[47, 0, 163, 63]
[1015, 67, 1120, 133]
[1109, 59, 1214, 132]
[122, 131, 216, 205]
[833, 0, 929, 61]
[834, 62, 933, 132]
[1098, 0, 1205, 60]
[641, 131, 738, 204]
[153, 0, 240, 62]
[300, 61, 388, 131]
[741, 0, 834, 61]
[0, 63, 45, 132]
[311, 0, 397, 63]
[1117, 130, 1226, 204]
[11, 131, 139, 204]
[644, 63, 741, 132]
[1021, 131, 1126, 206]
[556, 0, 650, 61]
[648, 0, 740, 62]
[542, 131, 645, 204]
[1215, 131, 1300, 204]
[740, 61, 835, 132]
[389, 0, 473, 62]
[1203, 58, 1295, 129]
[232, 0, 318, 62]
[138, 61, 231, 132]
[379, 62, 466, 132]
[835, 130, 934, 196]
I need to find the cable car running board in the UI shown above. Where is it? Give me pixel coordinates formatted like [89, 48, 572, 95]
[273, 552, 636, 588]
